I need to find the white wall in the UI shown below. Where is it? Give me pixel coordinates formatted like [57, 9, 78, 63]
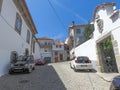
[38, 40, 53, 61]
[112, 27, 120, 54]
[52, 45, 64, 51]
[75, 39, 96, 60]
[93, 5, 115, 41]
[33, 42, 40, 60]
[73, 39, 98, 71]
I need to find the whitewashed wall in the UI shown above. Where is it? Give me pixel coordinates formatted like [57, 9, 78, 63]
[33, 42, 40, 60]
[52, 44, 64, 51]
[38, 40, 53, 61]
[93, 5, 115, 41]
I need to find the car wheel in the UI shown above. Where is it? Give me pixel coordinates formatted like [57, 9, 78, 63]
[28, 68, 32, 73]
[109, 83, 114, 90]
[89, 69, 93, 72]
[74, 66, 77, 72]
[32, 67, 35, 70]
[9, 70, 13, 74]
[70, 64, 72, 69]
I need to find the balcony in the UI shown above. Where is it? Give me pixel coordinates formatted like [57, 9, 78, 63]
[40, 44, 52, 48]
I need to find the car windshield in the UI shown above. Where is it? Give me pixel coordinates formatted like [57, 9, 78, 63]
[27, 56, 31, 60]
[77, 57, 89, 63]
[17, 56, 26, 61]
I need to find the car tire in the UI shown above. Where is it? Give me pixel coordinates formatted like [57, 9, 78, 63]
[109, 83, 114, 90]
[70, 64, 72, 69]
[89, 69, 93, 72]
[9, 70, 13, 74]
[28, 68, 32, 73]
[74, 66, 77, 72]
[32, 67, 35, 70]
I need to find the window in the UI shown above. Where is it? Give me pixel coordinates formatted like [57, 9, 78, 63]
[55, 52, 58, 56]
[44, 42, 47, 45]
[0, 0, 3, 13]
[26, 30, 30, 44]
[33, 40, 35, 53]
[59, 45, 61, 48]
[48, 42, 51, 45]
[15, 13, 22, 34]
[76, 29, 81, 34]
[56, 45, 58, 48]
[44, 49, 47, 52]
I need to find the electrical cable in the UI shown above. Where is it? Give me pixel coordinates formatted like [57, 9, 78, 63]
[47, 0, 66, 31]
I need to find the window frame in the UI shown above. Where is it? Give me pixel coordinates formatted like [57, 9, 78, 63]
[76, 29, 81, 34]
[56, 45, 58, 48]
[0, 0, 3, 14]
[26, 30, 30, 44]
[32, 40, 35, 53]
[15, 13, 22, 34]
[44, 49, 47, 52]
[59, 45, 61, 48]
[55, 51, 58, 56]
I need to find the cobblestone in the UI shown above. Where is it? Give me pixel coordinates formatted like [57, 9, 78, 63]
[0, 61, 111, 90]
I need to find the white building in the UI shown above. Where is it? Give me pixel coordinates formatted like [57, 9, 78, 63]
[0, 0, 40, 76]
[68, 22, 93, 59]
[37, 37, 53, 63]
[69, 2, 120, 73]
[93, 2, 120, 73]
[52, 40, 65, 62]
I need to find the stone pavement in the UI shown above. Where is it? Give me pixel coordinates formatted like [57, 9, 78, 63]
[96, 72, 120, 82]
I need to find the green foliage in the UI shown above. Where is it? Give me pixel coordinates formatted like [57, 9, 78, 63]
[103, 38, 112, 52]
[84, 24, 94, 41]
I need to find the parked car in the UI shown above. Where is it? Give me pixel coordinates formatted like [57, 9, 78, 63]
[35, 59, 46, 65]
[70, 56, 93, 72]
[9, 55, 35, 74]
[110, 75, 120, 90]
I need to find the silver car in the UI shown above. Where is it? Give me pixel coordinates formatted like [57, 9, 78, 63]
[9, 55, 35, 74]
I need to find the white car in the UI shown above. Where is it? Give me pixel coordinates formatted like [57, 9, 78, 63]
[70, 56, 93, 72]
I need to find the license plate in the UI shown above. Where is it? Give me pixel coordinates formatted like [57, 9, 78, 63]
[14, 68, 22, 69]
[81, 65, 87, 67]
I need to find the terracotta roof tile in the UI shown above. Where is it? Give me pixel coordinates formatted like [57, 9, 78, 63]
[37, 37, 53, 40]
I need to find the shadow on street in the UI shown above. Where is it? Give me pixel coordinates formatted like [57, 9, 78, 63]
[0, 65, 67, 90]
[75, 69, 97, 73]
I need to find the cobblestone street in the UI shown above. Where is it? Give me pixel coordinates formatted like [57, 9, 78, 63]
[0, 61, 111, 90]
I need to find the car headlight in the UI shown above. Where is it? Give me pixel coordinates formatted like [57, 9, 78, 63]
[10, 64, 14, 67]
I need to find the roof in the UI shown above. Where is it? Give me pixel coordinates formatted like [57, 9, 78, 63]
[110, 10, 120, 18]
[69, 23, 92, 28]
[92, 2, 116, 21]
[69, 23, 93, 34]
[54, 40, 64, 45]
[37, 37, 53, 40]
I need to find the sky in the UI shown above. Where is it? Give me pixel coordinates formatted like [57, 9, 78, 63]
[25, 0, 120, 41]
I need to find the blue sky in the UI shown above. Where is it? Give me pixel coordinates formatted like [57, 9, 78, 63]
[25, 0, 120, 41]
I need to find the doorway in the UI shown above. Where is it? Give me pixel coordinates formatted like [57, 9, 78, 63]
[97, 36, 118, 73]
[60, 54, 63, 61]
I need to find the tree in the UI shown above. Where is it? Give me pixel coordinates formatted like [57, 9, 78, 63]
[84, 24, 94, 41]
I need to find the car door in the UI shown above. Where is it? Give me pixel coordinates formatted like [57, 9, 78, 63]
[30, 55, 35, 69]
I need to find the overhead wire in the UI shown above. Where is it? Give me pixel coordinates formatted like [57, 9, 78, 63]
[0, 14, 30, 44]
[47, 0, 66, 31]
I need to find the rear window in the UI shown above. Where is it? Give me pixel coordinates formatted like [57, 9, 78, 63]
[77, 57, 89, 63]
